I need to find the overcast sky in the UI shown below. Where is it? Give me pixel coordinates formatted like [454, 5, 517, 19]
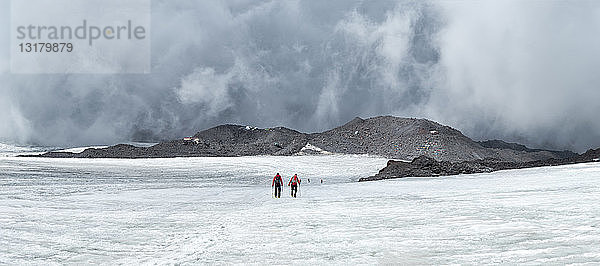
[1, 0, 600, 152]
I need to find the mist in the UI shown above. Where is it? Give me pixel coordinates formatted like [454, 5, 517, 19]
[1, 0, 600, 153]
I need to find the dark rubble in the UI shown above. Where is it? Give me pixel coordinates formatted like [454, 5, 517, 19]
[27, 116, 578, 167]
[359, 148, 600, 182]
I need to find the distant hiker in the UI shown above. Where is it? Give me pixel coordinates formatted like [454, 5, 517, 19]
[288, 174, 301, 198]
[307, 178, 310, 183]
[320, 179, 323, 184]
[272, 173, 283, 198]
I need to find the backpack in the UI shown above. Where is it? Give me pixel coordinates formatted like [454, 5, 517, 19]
[274, 175, 282, 185]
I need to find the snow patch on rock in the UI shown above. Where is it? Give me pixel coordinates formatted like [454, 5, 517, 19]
[296, 142, 333, 155]
[57, 146, 110, 154]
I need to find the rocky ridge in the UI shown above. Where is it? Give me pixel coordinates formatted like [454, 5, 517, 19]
[29, 116, 576, 164]
[359, 148, 600, 182]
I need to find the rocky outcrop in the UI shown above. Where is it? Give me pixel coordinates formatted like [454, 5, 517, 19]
[32, 125, 309, 158]
[359, 148, 600, 182]
[309, 116, 569, 162]
[477, 139, 576, 159]
[28, 116, 578, 162]
[358, 156, 493, 181]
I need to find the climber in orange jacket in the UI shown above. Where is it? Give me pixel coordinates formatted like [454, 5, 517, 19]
[272, 173, 283, 198]
[288, 174, 301, 198]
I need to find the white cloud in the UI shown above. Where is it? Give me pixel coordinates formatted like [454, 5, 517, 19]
[2, 0, 600, 152]
[176, 67, 233, 116]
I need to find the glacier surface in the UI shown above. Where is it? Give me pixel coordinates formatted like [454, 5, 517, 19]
[1, 155, 599, 264]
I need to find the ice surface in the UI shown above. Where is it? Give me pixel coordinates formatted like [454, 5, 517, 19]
[1, 155, 600, 264]
[0, 143, 57, 157]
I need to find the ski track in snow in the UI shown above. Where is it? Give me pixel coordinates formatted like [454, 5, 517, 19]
[1, 155, 600, 264]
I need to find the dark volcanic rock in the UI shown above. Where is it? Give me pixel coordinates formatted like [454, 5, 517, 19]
[190, 125, 309, 156]
[310, 116, 567, 162]
[359, 156, 492, 181]
[33, 125, 308, 158]
[478, 139, 576, 159]
[359, 149, 600, 182]
[28, 116, 578, 162]
[578, 147, 600, 162]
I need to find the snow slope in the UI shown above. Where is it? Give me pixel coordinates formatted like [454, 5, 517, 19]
[1, 155, 599, 264]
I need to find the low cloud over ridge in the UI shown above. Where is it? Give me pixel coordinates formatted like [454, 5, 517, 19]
[1, 0, 599, 152]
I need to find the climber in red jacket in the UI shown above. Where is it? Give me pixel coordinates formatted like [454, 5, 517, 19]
[272, 173, 283, 198]
[288, 174, 301, 198]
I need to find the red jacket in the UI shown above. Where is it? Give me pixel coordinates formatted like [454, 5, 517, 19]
[272, 174, 283, 186]
[288, 175, 301, 186]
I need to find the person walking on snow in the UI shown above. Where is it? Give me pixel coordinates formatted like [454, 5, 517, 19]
[272, 173, 283, 198]
[288, 174, 301, 198]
